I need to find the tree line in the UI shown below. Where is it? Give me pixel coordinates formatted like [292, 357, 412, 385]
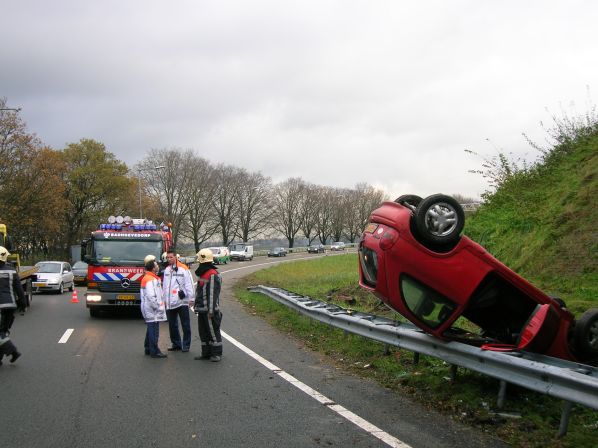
[0, 99, 387, 261]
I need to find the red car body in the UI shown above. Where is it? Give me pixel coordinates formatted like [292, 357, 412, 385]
[358, 199, 593, 363]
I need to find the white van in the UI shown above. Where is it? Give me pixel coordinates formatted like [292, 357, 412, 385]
[229, 243, 254, 261]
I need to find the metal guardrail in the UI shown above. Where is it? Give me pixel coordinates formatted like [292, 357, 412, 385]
[248, 285, 598, 435]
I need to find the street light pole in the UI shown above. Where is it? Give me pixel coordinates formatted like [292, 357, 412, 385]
[138, 165, 165, 218]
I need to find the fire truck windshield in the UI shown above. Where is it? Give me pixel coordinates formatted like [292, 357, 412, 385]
[92, 240, 163, 265]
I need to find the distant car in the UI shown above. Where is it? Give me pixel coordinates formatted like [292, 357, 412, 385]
[358, 193, 598, 364]
[207, 247, 230, 265]
[32, 261, 75, 294]
[72, 261, 88, 285]
[330, 241, 346, 251]
[268, 247, 287, 257]
[307, 243, 325, 254]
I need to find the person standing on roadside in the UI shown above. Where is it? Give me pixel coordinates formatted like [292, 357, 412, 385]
[162, 249, 194, 352]
[140, 257, 167, 358]
[193, 248, 223, 362]
[0, 246, 26, 365]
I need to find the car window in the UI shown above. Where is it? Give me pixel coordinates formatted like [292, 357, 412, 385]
[73, 261, 87, 269]
[400, 275, 456, 329]
[65, 264, 72, 271]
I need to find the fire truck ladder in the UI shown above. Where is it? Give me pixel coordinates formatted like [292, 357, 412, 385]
[248, 285, 598, 438]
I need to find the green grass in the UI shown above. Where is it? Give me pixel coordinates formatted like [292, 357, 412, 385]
[236, 254, 598, 448]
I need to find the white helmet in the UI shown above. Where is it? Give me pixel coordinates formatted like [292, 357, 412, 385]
[0, 246, 10, 262]
[196, 248, 214, 263]
[161, 252, 168, 262]
[144, 254, 156, 264]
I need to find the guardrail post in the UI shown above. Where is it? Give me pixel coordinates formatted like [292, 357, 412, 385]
[383, 343, 390, 355]
[413, 352, 420, 365]
[449, 364, 458, 383]
[557, 401, 573, 438]
[497, 380, 507, 409]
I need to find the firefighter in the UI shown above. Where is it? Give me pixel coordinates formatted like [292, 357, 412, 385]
[162, 249, 194, 352]
[193, 248, 223, 362]
[0, 246, 26, 365]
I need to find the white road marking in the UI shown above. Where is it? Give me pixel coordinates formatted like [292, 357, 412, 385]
[58, 329, 74, 344]
[222, 331, 411, 448]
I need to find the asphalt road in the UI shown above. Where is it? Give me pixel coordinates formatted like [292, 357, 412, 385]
[1, 252, 507, 448]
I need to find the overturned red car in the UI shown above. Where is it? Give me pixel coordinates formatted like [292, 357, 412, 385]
[358, 194, 598, 365]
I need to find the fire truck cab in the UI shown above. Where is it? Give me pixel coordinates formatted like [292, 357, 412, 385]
[82, 215, 172, 317]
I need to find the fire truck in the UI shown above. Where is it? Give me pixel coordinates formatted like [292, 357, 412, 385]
[81, 216, 173, 317]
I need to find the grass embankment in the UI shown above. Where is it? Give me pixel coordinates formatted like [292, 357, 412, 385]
[236, 255, 597, 448]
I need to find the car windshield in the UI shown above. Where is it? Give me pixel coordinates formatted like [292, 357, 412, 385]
[73, 261, 87, 269]
[91, 240, 163, 264]
[400, 275, 456, 329]
[36, 262, 62, 273]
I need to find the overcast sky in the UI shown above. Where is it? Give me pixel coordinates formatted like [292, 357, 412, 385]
[2, 1, 596, 199]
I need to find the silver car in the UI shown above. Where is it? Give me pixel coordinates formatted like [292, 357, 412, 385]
[33, 261, 75, 294]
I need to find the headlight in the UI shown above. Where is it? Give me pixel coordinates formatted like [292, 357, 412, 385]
[86, 295, 102, 302]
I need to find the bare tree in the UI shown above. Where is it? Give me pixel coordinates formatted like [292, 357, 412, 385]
[212, 164, 241, 246]
[330, 187, 350, 242]
[298, 183, 319, 244]
[178, 156, 220, 251]
[271, 178, 305, 248]
[237, 170, 273, 242]
[139, 148, 196, 247]
[354, 183, 388, 236]
[314, 186, 335, 245]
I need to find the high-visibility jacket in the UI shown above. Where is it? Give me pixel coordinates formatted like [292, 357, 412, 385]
[0, 262, 26, 310]
[195, 268, 221, 314]
[140, 271, 167, 323]
[162, 261, 195, 310]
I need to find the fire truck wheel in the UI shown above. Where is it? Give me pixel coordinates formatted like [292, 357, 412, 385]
[89, 308, 101, 318]
[573, 309, 598, 359]
[414, 194, 464, 252]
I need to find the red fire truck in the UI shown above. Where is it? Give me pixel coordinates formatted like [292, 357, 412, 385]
[81, 216, 173, 317]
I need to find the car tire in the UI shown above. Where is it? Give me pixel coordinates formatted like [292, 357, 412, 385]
[59, 283, 64, 294]
[573, 308, 598, 359]
[69, 282, 74, 292]
[395, 194, 423, 211]
[413, 194, 465, 251]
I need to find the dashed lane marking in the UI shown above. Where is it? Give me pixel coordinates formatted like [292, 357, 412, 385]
[58, 328, 74, 344]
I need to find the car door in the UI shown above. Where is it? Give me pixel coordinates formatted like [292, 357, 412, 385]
[63, 263, 74, 286]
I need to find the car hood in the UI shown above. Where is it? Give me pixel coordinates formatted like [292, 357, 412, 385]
[36, 273, 62, 282]
[73, 270, 87, 276]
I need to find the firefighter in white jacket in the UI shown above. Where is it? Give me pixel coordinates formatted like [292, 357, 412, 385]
[162, 249, 195, 352]
[140, 258, 167, 358]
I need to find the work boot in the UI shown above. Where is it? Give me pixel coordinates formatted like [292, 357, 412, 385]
[10, 350, 21, 363]
[210, 355, 221, 362]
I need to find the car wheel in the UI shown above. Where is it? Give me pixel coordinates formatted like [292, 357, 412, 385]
[69, 282, 74, 292]
[573, 308, 598, 359]
[395, 194, 423, 211]
[59, 283, 64, 294]
[413, 194, 465, 250]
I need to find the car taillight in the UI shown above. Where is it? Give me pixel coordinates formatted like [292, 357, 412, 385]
[379, 228, 399, 250]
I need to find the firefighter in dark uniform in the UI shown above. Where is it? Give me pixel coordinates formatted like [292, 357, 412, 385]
[0, 246, 26, 365]
[193, 248, 223, 362]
